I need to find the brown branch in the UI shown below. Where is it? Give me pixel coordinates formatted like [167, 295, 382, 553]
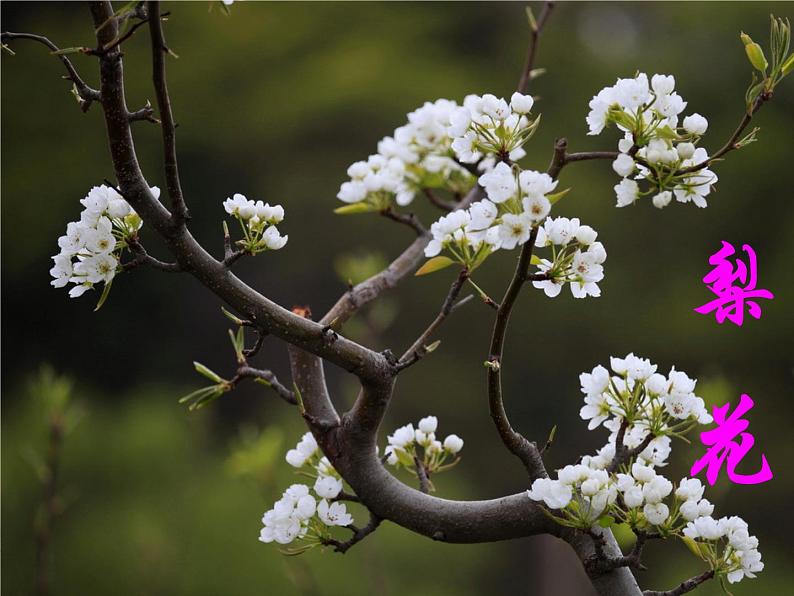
[396, 268, 470, 371]
[643, 570, 715, 596]
[423, 188, 458, 212]
[676, 94, 768, 175]
[413, 455, 431, 494]
[323, 512, 381, 553]
[0, 31, 101, 112]
[147, 1, 188, 226]
[380, 207, 426, 235]
[516, 2, 555, 94]
[100, 11, 149, 54]
[607, 420, 655, 474]
[232, 366, 296, 405]
[587, 531, 648, 576]
[127, 100, 159, 124]
[122, 238, 181, 272]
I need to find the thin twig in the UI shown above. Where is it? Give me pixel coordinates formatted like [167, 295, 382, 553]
[323, 512, 381, 554]
[242, 329, 267, 358]
[34, 411, 65, 596]
[516, 2, 555, 94]
[233, 366, 297, 405]
[127, 100, 159, 124]
[380, 207, 426, 236]
[423, 188, 459, 212]
[396, 268, 470, 371]
[413, 455, 431, 494]
[0, 32, 101, 112]
[147, 1, 188, 226]
[643, 570, 716, 596]
[122, 238, 181, 272]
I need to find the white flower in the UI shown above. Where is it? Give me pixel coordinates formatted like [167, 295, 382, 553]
[614, 73, 650, 110]
[527, 478, 573, 509]
[614, 178, 639, 207]
[652, 191, 673, 209]
[683, 516, 723, 541]
[443, 434, 464, 454]
[575, 225, 598, 246]
[479, 162, 517, 203]
[579, 365, 610, 397]
[642, 475, 673, 504]
[683, 113, 708, 135]
[675, 477, 705, 502]
[651, 74, 676, 96]
[612, 153, 635, 177]
[643, 502, 669, 525]
[631, 462, 656, 483]
[317, 499, 353, 526]
[522, 194, 551, 224]
[624, 486, 644, 508]
[448, 107, 472, 137]
[468, 200, 498, 229]
[510, 92, 535, 114]
[314, 475, 343, 499]
[676, 142, 696, 160]
[262, 226, 288, 250]
[294, 494, 317, 519]
[285, 449, 306, 468]
[418, 416, 438, 433]
[580, 393, 612, 430]
[388, 423, 415, 448]
[498, 213, 532, 250]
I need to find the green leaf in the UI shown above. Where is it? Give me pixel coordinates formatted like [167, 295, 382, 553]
[781, 52, 794, 76]
[681, 536, 709, 561]
[193, 361, 223, 383]
[525, 6, 537, 32]
[597, 515, 615, 528]
[415, 256, 454, 276]
[221, 306, 244, 325]
[333, 202, 376, 215]
[178, 385, 218, 405]
[547, 188, 571, 205]
[530, 254, 542, 265]
[94, 279, 113, 312]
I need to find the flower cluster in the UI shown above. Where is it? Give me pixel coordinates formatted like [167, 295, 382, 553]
[448, 92, 539, 164]
[682, 515, 763, 584]
[336, 99, 475, 211]
[223, 193, 287, 254]
[578, 353, 712, 441]
[50, 184, 148, 299]
[531, 217, 606, 299]
[384, 416, 464, 485]
[259, 432, 353, 552]
[527, 354, 762, 585]
[424, 163, 561, 271]
[586, 73, 718, 209]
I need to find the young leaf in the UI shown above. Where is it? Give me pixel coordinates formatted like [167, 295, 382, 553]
[530, 254, 543, 265]
[415, 256, 454, 276]
[94, 279, 113, 312]
[547, 188, 571, 205]
[194, 361, 223, 383]
[333, 203, 376, 215]
[597, 515, 615, 528]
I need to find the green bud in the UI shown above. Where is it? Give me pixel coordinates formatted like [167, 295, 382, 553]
[745, 42, 769, 72]
[739, 32, 754, 46]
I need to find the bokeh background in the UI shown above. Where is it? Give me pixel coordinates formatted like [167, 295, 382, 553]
[2, 2, 793, 595]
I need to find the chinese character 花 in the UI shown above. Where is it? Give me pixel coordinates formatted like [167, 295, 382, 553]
[691, 393, 772, 485]
[694, 241, 774, 326]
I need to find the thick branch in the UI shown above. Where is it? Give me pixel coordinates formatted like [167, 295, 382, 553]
[0, 31, 101, 111]
[516, 2, 554, 94]
[147, 1, 188, 225]
[643, 570, 715, 596]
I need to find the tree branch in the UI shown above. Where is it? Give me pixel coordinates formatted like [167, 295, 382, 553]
[380, 207, 426, 236]
[122, 237, 181, 272]
[0, 31, 101, 112]
[396, 267, 470, 370]
[323, 512, 381, 553]
[643, 570, 715, 596]
[232, 366, 296, 405]
[147, 1, 188, 226]
[516, 2, 554, 94]
[413, 455, 431, 494]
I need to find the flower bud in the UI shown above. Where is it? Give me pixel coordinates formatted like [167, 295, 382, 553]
[744, 41, 768, 72]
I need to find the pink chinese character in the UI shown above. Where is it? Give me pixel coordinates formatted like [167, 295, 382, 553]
[694, 241, 774, 326]
[691, 393, 772, 485]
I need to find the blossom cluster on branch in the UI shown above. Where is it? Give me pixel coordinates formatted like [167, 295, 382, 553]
[259, 432, 353, 552]
[528, 354, 762, 586]
[50, 184, 149, 300]
[587, 73, 719, 209]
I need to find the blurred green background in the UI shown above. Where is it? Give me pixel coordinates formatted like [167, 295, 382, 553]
[2, 2, 792, 595]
